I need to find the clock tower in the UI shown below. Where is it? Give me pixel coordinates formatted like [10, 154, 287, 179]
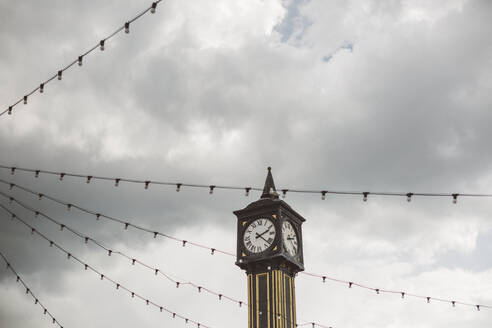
[234, 167, 305, 328]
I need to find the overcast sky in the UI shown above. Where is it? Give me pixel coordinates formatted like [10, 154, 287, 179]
[1, 0, 492, 327]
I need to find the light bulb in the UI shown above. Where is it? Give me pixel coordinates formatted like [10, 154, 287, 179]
[23, 96, 27, 104]
[78, 56, 83, 66]
[100, 40, 105, 51]
[39, 83, 44, 93]
[125, 22, 130, 33]
[57, 70, 62, 80]
[151, 2, 157, 13]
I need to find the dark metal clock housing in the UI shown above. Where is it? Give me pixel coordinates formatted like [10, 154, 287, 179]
[234, 168, 305, 274]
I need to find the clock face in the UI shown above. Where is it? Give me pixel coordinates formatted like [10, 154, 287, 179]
[282, 221, 298, 256]
[243, 218, 276, 254]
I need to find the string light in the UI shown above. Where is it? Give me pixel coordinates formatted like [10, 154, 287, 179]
[0, 253, 65, 328]
[0, 210, 212, 328]
[1, 185, 489, 316]
[1, 0, 164, 118]
[3, 180, 237, 257]
[300, 271, 490, 311]
[1, 200, 484, 328]
[282, 189, 288, 198]
[0, 196, 332, 328]
[2, 165, 489, 202]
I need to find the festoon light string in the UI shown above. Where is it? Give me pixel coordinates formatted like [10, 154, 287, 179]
[0, 178, 234, 257]
[0, 204, 212, 328]
[0, 191, 333, 328]
[2, 165, 491, 203]
[0, 203, 331, 328]
[1, 179, 489, 314]
[0, 251, 65, 328]
[1, 1, 163, 117]
[0, 190, 244, 305]
[299, 272, 490, 311]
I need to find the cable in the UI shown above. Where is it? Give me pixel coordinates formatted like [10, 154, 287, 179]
[299, 271, 490, 311]
[0, 204, 333, 328]
[2, 165, 491, 203]
[1, 180, 488, 313]
[1, 1, 163, 118]
[0, 178, 235, 257]
[0, 205, 212, 328]
[0, 251, 65, 328]
[0, 190, 244, 306]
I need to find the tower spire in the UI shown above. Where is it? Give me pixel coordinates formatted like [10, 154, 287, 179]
[261, 167, 278, 199]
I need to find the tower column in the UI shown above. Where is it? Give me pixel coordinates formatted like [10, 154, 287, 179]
[247, 268, 296, 328]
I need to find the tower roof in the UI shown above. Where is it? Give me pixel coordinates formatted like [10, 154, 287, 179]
[260, 167, 279, 199]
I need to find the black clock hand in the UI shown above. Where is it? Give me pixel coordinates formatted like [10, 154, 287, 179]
[255, 233, 269, 243]
[256, 226, 271, 239]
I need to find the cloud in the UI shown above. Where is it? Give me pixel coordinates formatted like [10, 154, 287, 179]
[1, 0, 492, 327]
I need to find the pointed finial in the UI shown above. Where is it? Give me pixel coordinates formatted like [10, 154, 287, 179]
[261, 167, 278, 199]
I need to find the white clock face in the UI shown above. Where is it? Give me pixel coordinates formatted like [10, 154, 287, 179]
[243, 218, 276, 254]
[282, 221, 298, 256]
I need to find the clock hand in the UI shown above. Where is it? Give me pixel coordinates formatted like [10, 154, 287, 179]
[255, 233, 269, 243]
[255, 226, 271, 239]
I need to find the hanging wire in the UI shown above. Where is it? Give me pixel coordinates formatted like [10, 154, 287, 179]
[1, 183, 489, 314]
[2, 165, 491, 202]
[0, 205, 212, 328]
[0, 205, 331, 328]
[0, 178, 235, 257]
[0, 251, 65, 328]
[0, 190, 245, 306]
[299, 271, 490, 311]
[1, 1, 164, 118]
